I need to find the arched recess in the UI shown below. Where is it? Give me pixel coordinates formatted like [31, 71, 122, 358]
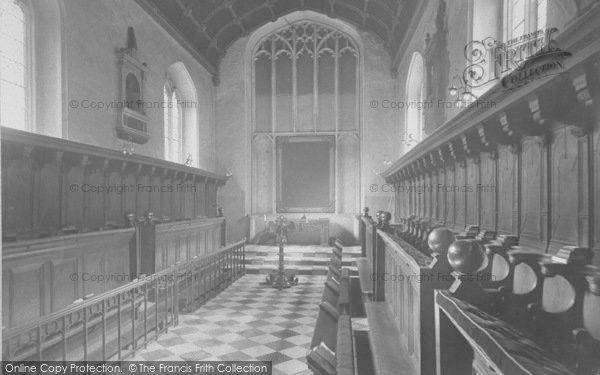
[245, 11, 363, 215]
[404, 51, 424, 152]
[165, 62, 198, 167]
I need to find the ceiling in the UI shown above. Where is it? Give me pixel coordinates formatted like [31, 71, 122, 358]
[137, 0, 419, 77]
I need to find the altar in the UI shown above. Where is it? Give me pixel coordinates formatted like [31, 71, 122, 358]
[252, 216, 330, 246]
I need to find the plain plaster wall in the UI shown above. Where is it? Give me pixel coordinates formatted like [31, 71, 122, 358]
[62, 0, 216, 170]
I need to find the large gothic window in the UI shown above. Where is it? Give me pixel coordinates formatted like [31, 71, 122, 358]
[251, 20, 360, 214]
[0, 0, 30, 131]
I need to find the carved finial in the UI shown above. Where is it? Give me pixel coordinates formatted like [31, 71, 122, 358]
[379, 211, 392, 231]
[125, 212, 136, 227]
[362, 207, 370, 218]
[427, 227, 455, 255]
[126, 27, 137, 55]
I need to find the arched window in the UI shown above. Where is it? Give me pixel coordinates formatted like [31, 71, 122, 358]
[505, 0, 547, 41]
[164, 79, 182, 163]
[405, 52, 425, 151]
[163, 62, 198, 166]
[0, 0, 31, 131]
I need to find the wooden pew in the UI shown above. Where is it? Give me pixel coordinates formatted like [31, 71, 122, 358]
[435, 241, 600, 375]
[357, 215, 377, 301]
[308, 241, 355, 375]
[357, 209, 457, 375]
[366, 229, 454, 375]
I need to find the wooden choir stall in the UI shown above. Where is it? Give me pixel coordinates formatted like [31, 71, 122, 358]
[1, 128, 246, 361]
[350, 6, 600, 374]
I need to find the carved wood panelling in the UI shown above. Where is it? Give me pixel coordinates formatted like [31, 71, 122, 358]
[1, 128, 226, 240]
[432, 171, 439, 220]
[466, 158, 479, 227]
[479, 153, 497, 231]
[2, 229, 133, 327]
[550, 127, 581, 251]
[455, 163, 467, 231]
[438, 168, 446, 223]
[446, 165, 455, 229]
[520, 137, 545, 248]
[594, 125, 600, 258]
[495, 147, 513, 235]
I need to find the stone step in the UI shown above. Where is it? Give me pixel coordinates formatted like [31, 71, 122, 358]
[245, 245, 362, 256]
[244, 256, 356, 266]
[243, 245, 361, 275]
[245, 264, 358, 276]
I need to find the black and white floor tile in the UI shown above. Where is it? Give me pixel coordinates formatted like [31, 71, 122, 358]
[128, 274, 326, 375]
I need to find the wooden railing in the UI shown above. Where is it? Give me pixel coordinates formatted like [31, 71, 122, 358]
[3, 217, 226, 328]
[1, 127, 228, 242]
[2, 240, 245, 361]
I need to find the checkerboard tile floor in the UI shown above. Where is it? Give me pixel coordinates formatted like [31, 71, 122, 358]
[128, 274, 325, 375]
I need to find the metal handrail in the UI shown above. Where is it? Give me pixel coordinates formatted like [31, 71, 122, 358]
[2, 240, 246, 361]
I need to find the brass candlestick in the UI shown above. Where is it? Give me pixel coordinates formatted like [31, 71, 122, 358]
[266, 215, 299, 289]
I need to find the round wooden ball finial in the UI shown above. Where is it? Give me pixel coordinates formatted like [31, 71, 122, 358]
[427, 227, 456, 255]
[375, 210, 384, 222]
[447, 239, 488, 275]
[362, 207, 371, 217]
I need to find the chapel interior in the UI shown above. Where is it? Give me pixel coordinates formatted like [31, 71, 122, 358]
[2, 0, 600, 374]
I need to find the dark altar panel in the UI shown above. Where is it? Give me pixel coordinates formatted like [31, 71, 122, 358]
[276, 136, 335, 213]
